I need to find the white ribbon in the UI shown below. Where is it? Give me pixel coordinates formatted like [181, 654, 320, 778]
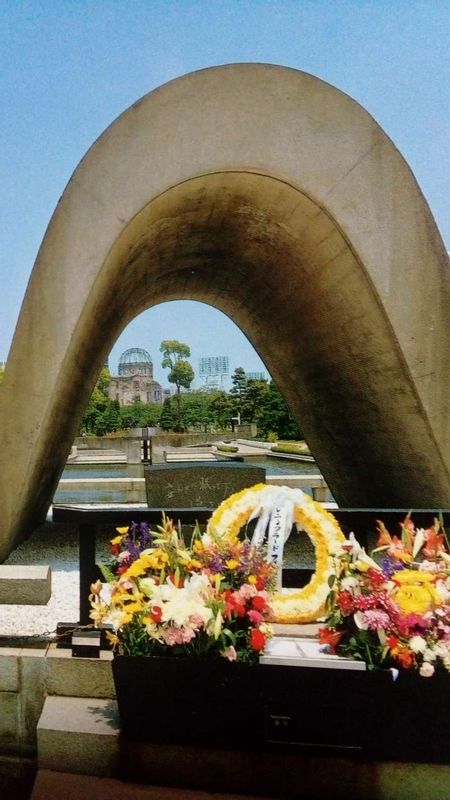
[250, 490, 295, 589]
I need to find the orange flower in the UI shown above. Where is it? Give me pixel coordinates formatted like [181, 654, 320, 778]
[423, 524, 447, 559]
[375, 520, 392, 548]
[319, 627, 343, 654]
[395, 647, 415, 670]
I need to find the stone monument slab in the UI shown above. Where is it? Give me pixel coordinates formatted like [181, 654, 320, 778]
[144, 462, 265, 508]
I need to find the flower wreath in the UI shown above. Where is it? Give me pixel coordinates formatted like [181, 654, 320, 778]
[207, 484, 346, 623]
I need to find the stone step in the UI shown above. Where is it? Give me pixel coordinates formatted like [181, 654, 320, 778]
[37, 695, 119, 776]
[46, 646, 115, 699]
[165, 453, 217, 462]
[0, 566, 51, 605]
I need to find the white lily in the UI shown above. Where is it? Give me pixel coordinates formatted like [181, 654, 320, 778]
[412, 528, 426, 559]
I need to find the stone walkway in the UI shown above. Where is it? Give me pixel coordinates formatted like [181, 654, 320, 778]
[31, 771, 268, 800]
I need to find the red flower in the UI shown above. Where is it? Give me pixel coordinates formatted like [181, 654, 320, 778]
[338, 590, 354, 615]
[251, 595, 267, 612]
[110, 543, 121, 556]
[150, 606, 162, 623]
[318, 627, 343, 654]
[233, 602, 246, 617]
[367, 568, 386, 589]
[168, 574, 184, 588]
[250, 628, 266, 651]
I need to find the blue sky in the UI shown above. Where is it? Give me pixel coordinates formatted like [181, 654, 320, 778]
[1, 1, 449, 389]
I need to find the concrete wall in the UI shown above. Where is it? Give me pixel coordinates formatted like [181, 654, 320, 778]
[1, 64, 449, 558]
[74, 437, 142, 463]
[0, 649, 47, 757]
[0, 647, 114, 759]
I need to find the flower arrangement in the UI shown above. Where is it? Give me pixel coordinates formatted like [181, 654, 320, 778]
[90, 514, 276, 663]
[208, 483, 346, 623]
[320, 515, 450, 676]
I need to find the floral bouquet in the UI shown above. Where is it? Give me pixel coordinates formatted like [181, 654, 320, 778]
[320, 515, 450, 676]
[90, 514, 276, 663]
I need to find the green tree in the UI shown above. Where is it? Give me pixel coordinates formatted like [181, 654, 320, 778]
[242, 379, 269, 424]
[0, 364, 4, 384]
[160, 340, 194, 430]
[160, 397, 175, 431]
[258, 382, 302, 440]
[209, 391, 234, 430]
[160, 340, 195, 393]
[181, 392, 214, 432]
[229, 367, 247, 420]
[80, 367, 112, 434]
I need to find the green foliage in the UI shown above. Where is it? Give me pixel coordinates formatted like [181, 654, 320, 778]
[242, 379, 268, 424]
[257, 382, 303, 440]
[119, 400, 161, 429]
[271, 441, 311, 456]
[160, 339, 194, 393]
[209, 391, 234, 429]
[168, 359, 195, 393]
[80, 367, 112, 435]
[229, 367, 247, 414]
[217, 444, 239, 453]
[160, 398, 175, 431]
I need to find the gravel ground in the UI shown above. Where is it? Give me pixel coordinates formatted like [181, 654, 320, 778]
[1, 516, 111, 638]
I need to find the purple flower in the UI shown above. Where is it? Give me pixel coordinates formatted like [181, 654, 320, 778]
[381, 558, 405, 579]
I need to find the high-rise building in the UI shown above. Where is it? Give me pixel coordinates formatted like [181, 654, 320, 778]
[245, 371, 268, 382]
[198, 356, 229, 389]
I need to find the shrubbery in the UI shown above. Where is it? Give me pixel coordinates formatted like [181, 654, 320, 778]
[271, 441, 311, 456]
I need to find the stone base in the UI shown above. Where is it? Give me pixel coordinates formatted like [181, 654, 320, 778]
[0, 566, 51, 605]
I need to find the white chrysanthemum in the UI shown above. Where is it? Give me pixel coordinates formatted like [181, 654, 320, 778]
[341, 576, 359, 590]
[409, 635, 427, 654]
[423, 647, 437, 662]
[419, 662, 435, 677]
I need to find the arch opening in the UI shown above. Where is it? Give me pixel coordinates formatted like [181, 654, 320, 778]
[1, 63, 449, 558]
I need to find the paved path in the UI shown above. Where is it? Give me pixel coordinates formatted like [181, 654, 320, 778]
[31, 771, 268, 800]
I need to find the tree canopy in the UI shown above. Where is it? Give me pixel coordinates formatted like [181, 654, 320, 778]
[160, 339, 194, 393]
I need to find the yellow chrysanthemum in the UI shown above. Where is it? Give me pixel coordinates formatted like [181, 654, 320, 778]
[393, 569, 442, 614]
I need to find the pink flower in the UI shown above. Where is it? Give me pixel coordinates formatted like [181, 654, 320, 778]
[355, 609, 391, 630]
[189, 614, 205, 630]
[235, 584, 256, 601]
[222, 645, 237, 661]
[163, 626, 195, 645]
[247, 609, 264, 624]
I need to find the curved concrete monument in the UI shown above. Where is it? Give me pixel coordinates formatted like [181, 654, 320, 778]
[1, 64, 449, 557]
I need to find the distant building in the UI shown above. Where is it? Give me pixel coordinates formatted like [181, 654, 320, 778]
[245, 371, 268, 381]
[198, 355, 229, 390]
[109, 348, 166, 405]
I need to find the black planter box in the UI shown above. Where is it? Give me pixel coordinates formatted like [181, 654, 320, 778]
[113, 656, 260, 748]
[112, 656, 450, 763]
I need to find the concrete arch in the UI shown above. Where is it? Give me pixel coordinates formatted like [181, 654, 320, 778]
[1, 63, 449, 557]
